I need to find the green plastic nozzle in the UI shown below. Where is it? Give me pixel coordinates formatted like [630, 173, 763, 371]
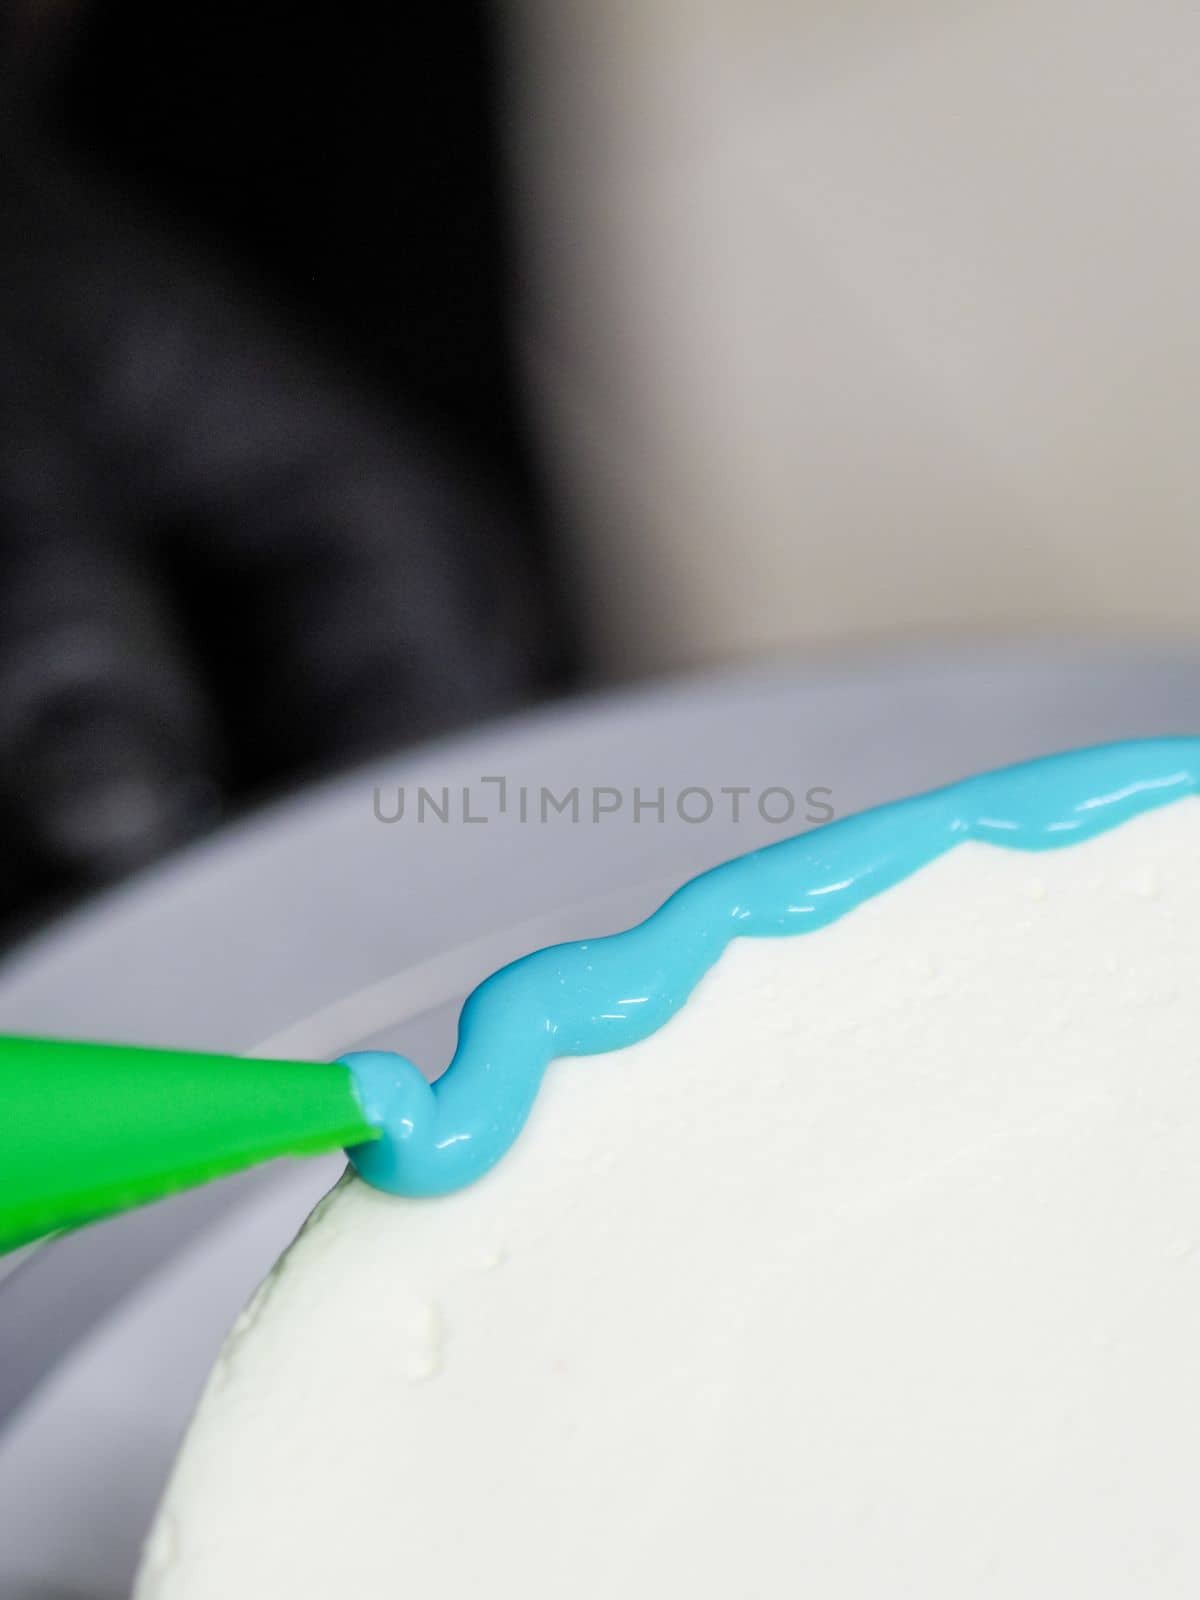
[0, 1034, 379, 1254]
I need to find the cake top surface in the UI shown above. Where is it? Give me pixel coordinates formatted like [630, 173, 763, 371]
[138, 743, 1200, 1597]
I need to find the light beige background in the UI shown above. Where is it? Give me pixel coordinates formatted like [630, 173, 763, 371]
[507, 1, 1200, 674]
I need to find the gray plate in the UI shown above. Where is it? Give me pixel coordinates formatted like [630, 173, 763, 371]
[2, 641, 1199, 1598]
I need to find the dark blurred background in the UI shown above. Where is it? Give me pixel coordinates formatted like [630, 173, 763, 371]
[6, 0, 1200, 947]
[0, 0, 574, 939]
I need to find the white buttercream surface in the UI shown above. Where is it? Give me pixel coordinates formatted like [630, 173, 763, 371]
[138, 802, 1200, 1597]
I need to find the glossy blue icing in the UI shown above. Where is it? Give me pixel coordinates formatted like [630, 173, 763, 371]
[345, 736, 1200, 1197]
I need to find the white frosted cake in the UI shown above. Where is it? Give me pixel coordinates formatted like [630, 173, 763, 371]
[137, 742, 1200, 1597]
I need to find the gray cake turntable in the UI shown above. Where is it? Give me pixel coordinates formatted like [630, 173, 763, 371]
[3, 642, 1199, 1598]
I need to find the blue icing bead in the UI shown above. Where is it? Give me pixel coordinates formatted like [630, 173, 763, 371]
[344, 736, 1200, 1198]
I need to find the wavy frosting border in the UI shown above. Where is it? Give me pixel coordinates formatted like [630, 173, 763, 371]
[346, 736, 1200, 1196]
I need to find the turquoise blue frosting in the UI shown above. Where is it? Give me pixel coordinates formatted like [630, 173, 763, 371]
[344, 736, 1200, 1197]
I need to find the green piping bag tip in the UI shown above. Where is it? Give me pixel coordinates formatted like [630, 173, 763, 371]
[0, 1034, 379, 1254]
